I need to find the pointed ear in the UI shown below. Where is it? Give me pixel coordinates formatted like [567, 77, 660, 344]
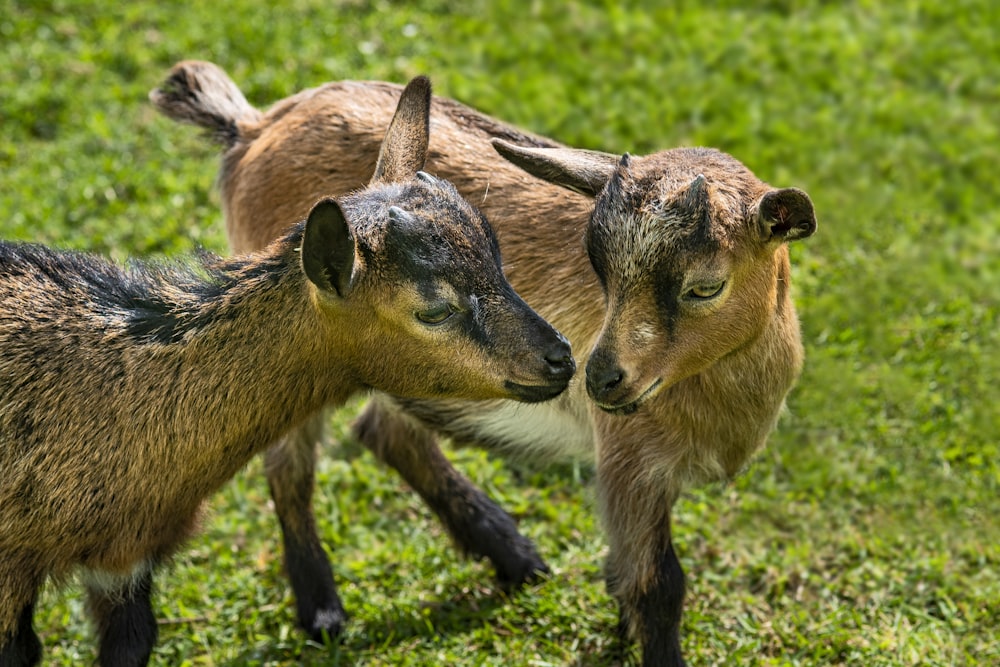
[301, 198, 356, 297]
[370, 75, 432, 184]
[758, 187, 817, 243]
[491, 139, 620, 197]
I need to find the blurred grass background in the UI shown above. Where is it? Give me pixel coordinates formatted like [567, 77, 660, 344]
[1, 1, 998, 665]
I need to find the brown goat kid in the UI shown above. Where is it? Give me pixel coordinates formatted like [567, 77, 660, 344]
[152, 61, 816, 666]
[0, 76, 573, 667]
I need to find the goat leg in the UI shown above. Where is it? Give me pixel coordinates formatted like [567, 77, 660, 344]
[0, 555, 43, 667]
[264, 413, 347, 642]
[599, 456, 687, 667]
[353, 395, 549, 590]
[85, 568, 158, 667]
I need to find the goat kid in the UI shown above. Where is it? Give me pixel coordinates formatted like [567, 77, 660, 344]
[0, 76, 573, 667]
[152, 61, 816, 667]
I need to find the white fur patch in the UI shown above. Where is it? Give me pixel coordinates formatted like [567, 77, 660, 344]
[451, 393, 596, 463]
[630, 320, 659, 347]
[80, 560, 152, 598]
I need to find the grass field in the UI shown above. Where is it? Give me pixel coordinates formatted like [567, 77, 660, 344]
[2, 1, 998, 665]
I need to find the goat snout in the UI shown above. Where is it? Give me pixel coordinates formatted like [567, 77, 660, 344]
[504, 333, 574, 403]
[543, 336, 575, 379]
[586, 350, 653, 416]
[586, 354, 625, 402]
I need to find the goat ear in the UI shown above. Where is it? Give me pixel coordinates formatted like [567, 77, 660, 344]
[758, 187, 817, 243]
[491, 139, 620, 197]
[302, 198, 356, 298]
[370, 75, 431, 184]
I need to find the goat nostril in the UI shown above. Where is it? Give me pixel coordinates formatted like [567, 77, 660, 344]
[546, 352, 571, 366]
[603, 370, 623, 390]
[544, 343, 574, 373]
[588, 365, 623, 393]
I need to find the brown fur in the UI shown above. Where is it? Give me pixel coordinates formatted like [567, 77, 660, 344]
[0, 77, 572, 666]
[151, 61, 816, 666]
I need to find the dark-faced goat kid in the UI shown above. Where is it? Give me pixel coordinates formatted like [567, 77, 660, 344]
[0, 75, 573, 667]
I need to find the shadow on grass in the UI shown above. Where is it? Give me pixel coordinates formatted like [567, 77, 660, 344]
[217, 593, 511, 666]
[216, 590, 636, 666]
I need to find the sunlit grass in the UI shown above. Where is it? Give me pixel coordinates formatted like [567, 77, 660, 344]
[3, 1, 998, 664]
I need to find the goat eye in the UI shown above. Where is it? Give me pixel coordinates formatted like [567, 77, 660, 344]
[687, 281, 726, 300]
[416, 304, 454, 325]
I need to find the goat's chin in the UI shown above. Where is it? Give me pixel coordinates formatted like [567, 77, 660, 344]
[595, 378, 664, 416]
[504, 379, 569, 403]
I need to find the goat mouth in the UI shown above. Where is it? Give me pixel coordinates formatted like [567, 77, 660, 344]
[505, 379, 569, 403]
[596, 378, 663, 416]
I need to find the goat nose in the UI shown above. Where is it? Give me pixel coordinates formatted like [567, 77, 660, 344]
[544, 339, 575, 377]
[586, 361, 625, 400]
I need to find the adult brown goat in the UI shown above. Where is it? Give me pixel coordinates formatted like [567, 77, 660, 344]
[152, 61, 816, 667]
[0, 76, 573, 667]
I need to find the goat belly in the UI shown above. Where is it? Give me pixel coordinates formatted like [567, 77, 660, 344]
[392, 393, 596, 463]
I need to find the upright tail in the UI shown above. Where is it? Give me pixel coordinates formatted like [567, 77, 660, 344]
[149, 60, 261, 148]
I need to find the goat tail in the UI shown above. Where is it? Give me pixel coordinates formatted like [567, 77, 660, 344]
[150, 60, 261, 148]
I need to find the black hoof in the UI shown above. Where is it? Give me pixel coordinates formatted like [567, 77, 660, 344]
[495, 550, 551, 593]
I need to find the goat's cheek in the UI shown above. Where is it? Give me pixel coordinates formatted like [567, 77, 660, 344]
[420, 334, 504, 399]
[662, 332, 715, 385]
[348, 319, 429, 394]
[668, 307, 748, 382]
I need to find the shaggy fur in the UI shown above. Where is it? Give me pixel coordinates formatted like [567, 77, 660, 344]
[151, 60, 816, 666]
[0, 76, 572, 666]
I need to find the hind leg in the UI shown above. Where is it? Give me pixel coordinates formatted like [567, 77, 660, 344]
[0, 556, 43, 667]
[84, 567, 158, 667]
[265, 412, 346, 642]
[354, 394, 548, 590]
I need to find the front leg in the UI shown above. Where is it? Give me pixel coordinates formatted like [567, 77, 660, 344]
[84, 567, 158, 667]
[626, 537, 686, 667]
[598, 453, 687, 667]
[264, 412, 347, 642]
[0, 603, 41, 667]
[0, 555, 44, 667]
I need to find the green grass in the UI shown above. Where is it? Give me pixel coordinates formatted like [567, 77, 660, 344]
[2, 0, 998, 664]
